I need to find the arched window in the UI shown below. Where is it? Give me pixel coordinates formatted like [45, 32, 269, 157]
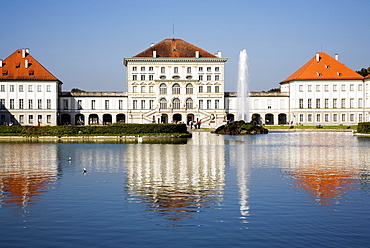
[174, 67, 178, 73]
[186, 83, 193, 94]
[172, 98, 180, 109]
[187, 67, 191, 73]
[159, 83, 167, 94]
[186, 98, 193, 109]
[161, 67, 165, 73]
[172, 83, 180, 94]
[160, 98, 167, 109]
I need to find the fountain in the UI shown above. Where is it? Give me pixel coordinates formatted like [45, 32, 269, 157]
[213, 49, 268, 135]
[237, 49, 249, 122]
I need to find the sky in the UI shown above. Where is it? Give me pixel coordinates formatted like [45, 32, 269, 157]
[1, 0, 369, 92]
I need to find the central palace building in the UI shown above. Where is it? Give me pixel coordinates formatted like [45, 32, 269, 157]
[0, 38, 369, 127]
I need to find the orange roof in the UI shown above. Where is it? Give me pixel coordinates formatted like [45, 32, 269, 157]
[280, 52, 363, 83]
[134, 38, 218, 58]
[0, 49, 59, 81]
[365, 74, 370, 79]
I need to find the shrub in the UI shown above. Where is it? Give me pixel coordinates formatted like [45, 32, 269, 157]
[357, 122, 370, 133]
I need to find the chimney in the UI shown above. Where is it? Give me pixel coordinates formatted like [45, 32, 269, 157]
[316, 53, 320, 62]
[217, 51, 222, 58]
[335, 54, 339, 61]
[153, 51, 157, 58]
[0, 60, 2, 68]
[25, 60, 29, 68]
[151, 43, 154, 47]
[195, 51, 199, 58]
[22, 49, 26, 58]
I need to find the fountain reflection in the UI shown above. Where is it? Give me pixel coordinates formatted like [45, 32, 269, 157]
[0, 143, 58, 212]
[125, 132, 226, 222]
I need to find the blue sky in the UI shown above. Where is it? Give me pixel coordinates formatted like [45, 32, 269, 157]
[1, 0, 369, 92]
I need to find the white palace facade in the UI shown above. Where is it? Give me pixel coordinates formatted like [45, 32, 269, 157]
[0, 38, 369, 127]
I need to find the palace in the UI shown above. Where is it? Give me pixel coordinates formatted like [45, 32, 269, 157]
[0, 38, 369, 126]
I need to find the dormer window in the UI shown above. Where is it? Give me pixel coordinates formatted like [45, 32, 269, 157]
[2, 71, 8, 76]
[16, 64, 20, 68]
[325, 65, 330, 69]
[29, 71, 34, 76]
[338, 72, 342, 76]
[317, 73, 322, 77]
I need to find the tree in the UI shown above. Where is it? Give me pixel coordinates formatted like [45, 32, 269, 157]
[356, 67, 370, 77]
[71, 88, 86, 93]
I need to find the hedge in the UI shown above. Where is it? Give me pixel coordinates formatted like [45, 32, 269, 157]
[0, 123, 189, 136]
[357, 122, 370, 134]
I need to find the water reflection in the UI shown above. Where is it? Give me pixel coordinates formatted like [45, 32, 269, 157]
[0, 143, 58, 212]
[125, 132, 226, 223]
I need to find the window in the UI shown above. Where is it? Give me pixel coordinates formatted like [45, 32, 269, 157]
[174, 67, 178, 73]
[207, 100, 211, 109]
[316, 99, 320, 108]
[215, 67, 219, 72]
[149, 75, 153, 80]
[215, 100, 220, 109]
[141, 86, 145, 93]
[199, 86, 203, 93]
[149, 100, 154, 109]
[299, 85, 303, 92]
[316, 114, 321, 122]
[333, 114, 338, 122]
[299, 99, 303, 108]
[9, 99, 14, 109]
[187, 67, 191, 73]
[172, 98, 180, 109]
[308, 99, 312, 108]
[133, 86, 137, 93]
[160, 83, 167, 94]
[199, 67, 203, 72]
[215, 86, 220, 93]
[207, 85, 211, 93]
[308, 114, 312, 122]
[325, 114, 329, 122]
[29, 115, 33, 124]
[350, 114, 354, 122]
[38, 115, 42, 124]
[28, 85, 33, 92]
[141, 67, 145, 71]
[215, 75, 219, 81]
[280, 99, 285, 109]
[91, 100, 95, 110]
[28, 99, 33, 109]
[359, 84, 363, 91]
[141, 75, 145, 80]
[324, 98, 329, 108]
[342, 114, 346, 122]
[47, 115, 51, 124]
[308, 85, 312, 92]
[333, 84, 337, 91]
[199, 75, 203, 81]
[63, 99, 68, 110]
[132, 75, 137, 80]
[37, 85, 42, 92]
[186, 83, 193, 94]
[324, 85, 329, 91]
[199, 100, 203, 109]
[133, 100, 137, 109]
[350, 84, 354, 91]
[333, 98, 337, 108]
[141, 100, 145, 109]
[0, 85, 4, 92]
[359, 114, 363, 122]
[0, 99, 4, 109]
[38, 99, 42, 109]
[10, 85, 14, 92]
[105, 100, 109, 110]
[341, 98, 346, 108]
[350, 98, 354, 108]
[186, 98, 193, 109]
[207, 67, 211, 72]
[19, 85, 24, 92]
[359, 98, 363, 108]
[159, 98, 167, 109]
[77, 100, 81, 110]
[316, 85, 320, 92]
[46, 85, 51, 92]
[149, 86, 154, 93]
[119, 100, 123, 110]
[341, 84, 346, 91]
[19, 99, 24, 109]
[172, 83, 180, 94]
[132, 67, 137, 71]
[254, 99, 259, 109]
[19, 115, 24, 124]
[207, 75, 211, 81]
[161, 67, 165, 73]
[149, 67, 153, 71]
[299, 114, 303, 122]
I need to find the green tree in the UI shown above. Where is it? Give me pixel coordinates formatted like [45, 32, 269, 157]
[356, 67, 370, 77]
[71, 88, 86, 92]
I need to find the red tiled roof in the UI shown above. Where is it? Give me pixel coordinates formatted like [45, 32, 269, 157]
[280, 52, 363, 83]
[134, 38, 218, 58]
[0, 49, 59, 81]
[365, 74, 370, 79]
